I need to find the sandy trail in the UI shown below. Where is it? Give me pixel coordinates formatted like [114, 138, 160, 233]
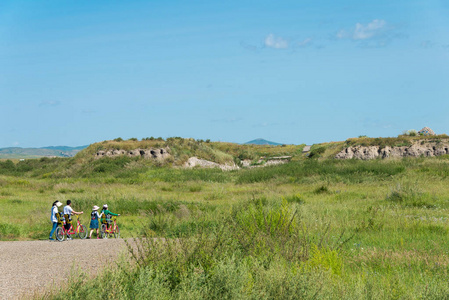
[0, 239, 128, 299]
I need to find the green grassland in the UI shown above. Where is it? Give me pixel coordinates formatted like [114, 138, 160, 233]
[2, 138, 449, 298]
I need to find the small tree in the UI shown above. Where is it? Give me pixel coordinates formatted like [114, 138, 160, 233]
[403, 130, 417, 137]
[308, 146, 326, 159]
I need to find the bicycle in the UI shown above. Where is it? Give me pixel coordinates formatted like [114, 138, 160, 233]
[100, 216, 120, 239]
[55, 215, 87, 241]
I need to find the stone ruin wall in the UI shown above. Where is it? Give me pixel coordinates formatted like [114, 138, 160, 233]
[95, 147, 171, 160]
[335, 141, 449, 160]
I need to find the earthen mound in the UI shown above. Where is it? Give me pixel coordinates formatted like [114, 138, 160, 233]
[335, 140, 449, 160]
[95, 147, 171, 160]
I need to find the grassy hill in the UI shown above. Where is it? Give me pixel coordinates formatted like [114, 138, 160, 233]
[0, 138, 305, 179]
[77, 137, 305, 165]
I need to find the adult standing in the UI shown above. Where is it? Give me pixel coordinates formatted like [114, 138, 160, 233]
[63, 200, 83, 240]
[49, 201, 62, 241]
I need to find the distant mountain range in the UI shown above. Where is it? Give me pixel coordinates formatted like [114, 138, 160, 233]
[244, 138, 283, 146]
[0, 145, 88, 159]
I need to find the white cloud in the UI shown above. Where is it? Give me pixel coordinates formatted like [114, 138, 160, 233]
[297, 37, 312, 47]
[39, 100, 61, 107]
[264, 34, 288, 49]
[336, 30, 348, 39]
[337, 19, 387, 41]
[353, 19, 386, 40]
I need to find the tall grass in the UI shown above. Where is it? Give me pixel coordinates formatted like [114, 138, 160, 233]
[236, 159, 406, 184]
[42, 192, 449, 299]
[2, 155, 449, 297]
[42, 200, 347, 299]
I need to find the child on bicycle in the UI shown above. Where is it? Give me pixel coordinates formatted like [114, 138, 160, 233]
[100, 204, 120, 231]
[89, 205, 101, 239]
[63, 200, 83, 240]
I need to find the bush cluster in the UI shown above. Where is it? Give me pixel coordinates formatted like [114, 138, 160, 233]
[44, 200, 351, 299]
[236, 159, 406, 184]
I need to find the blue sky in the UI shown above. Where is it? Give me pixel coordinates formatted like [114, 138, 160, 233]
[1, 0, 449, 147]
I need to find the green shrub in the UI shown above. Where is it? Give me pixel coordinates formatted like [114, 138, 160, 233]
[314, 185, 330, 194]
[403, 129, 418, 136]
[309, 245, 343, 276]
[386, 183, 437, 208]
[0, 223, 23, 239]
[308, 146, 326, 159]
[189, 186, 202, 193]
[236, 160, 406, 184]
[283, 194, 305, 204]
[0, 160, 15, 173]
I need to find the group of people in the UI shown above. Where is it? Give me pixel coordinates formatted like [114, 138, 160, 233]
[49, 200, 120, 241]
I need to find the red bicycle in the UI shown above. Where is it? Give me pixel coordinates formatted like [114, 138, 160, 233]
[55, 215, 87, 241]
[100, 216, 120, 239]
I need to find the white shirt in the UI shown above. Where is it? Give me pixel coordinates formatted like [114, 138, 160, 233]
[51, 206, 58, 223]
[63, 205, 73, 215]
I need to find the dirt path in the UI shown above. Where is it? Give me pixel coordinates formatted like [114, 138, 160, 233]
[0, 239, 128, 299]
[302, 145, 311, 153]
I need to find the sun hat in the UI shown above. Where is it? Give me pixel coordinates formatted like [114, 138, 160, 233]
[103, 204, 108, 208]
[55, 201, 62, 207]
[92, 205, 99, 211]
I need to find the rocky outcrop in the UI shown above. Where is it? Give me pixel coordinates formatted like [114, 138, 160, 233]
[241, 156, 292, 168]
[336, 141, 449, 160]
[95, 147, 171, 160]
[184, 157, 239, 171]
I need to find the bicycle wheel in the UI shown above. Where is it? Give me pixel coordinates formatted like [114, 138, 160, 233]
[55, 227, 65, 242]
[100, 224, 108, 239]
[113, 225, 120, 238]
[78, 225, 88, 239]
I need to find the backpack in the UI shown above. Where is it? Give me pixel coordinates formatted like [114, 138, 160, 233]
[91, 211, 98, 220]
[57, 212, 65, 225]
[101, 210, 108, 223]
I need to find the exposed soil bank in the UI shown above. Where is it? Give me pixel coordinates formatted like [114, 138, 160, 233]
[335, 140, 449, 160]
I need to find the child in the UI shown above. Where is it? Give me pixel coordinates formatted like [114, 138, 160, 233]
[89, 205, 101, 239]
[100, 204, 120, 230]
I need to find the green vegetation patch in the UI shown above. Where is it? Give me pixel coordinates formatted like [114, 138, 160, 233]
[3, 148, 449, 298]
[236, 159, 406, 184]
[345, 135, 449, 148]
